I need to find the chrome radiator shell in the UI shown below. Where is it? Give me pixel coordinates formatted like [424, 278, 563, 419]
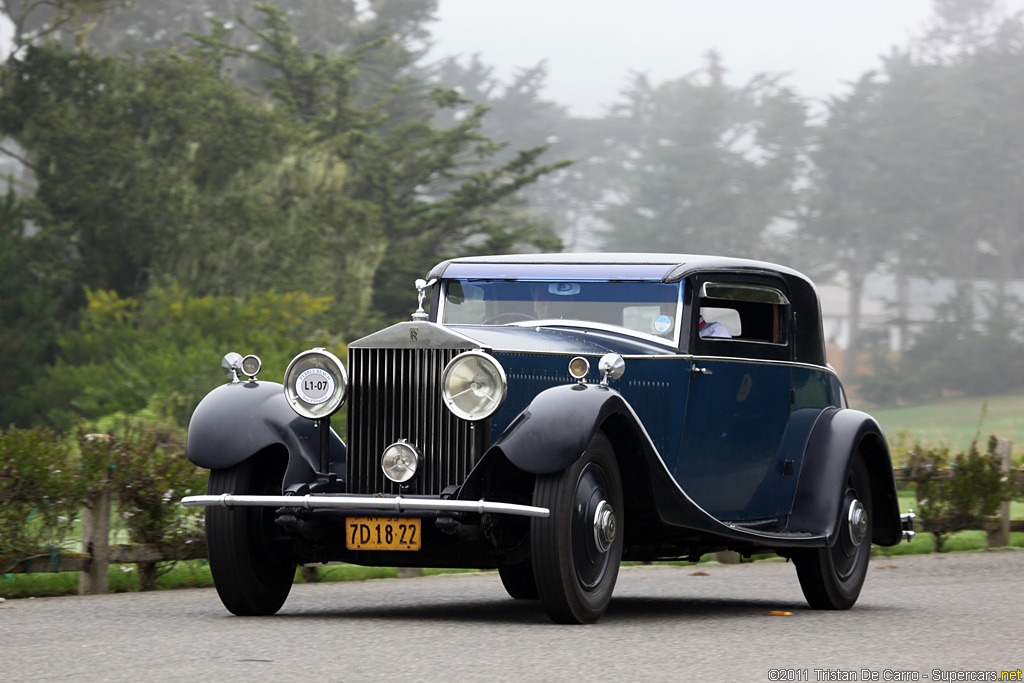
[346, 322, 484, 496]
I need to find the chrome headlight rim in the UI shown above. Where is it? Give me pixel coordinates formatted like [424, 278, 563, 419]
[441, 350, 507, 422]
[283, 348, 348, 420]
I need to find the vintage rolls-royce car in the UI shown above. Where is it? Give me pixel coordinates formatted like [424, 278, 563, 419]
[182, 253, 914, 624]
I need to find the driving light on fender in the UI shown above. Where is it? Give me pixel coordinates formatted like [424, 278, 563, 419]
[568, 356, 590, 382]
[283, 348, 348, 420]
[381, 440, 421, 484]
[240, 354, 262, 379]
[441, 350, 507, 421]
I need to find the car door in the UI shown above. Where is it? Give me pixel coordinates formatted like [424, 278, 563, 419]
[673, 277, 797, 522]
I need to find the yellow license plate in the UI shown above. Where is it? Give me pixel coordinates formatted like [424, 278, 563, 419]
[346, 517, 421, 551]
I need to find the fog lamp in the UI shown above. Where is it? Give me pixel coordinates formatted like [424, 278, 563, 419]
[381, 440, 421, 484]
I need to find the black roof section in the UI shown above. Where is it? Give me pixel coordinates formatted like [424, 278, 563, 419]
[428, 252, 810, 284]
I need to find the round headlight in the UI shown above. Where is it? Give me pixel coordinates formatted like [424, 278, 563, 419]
[283, 348, 348, 419]
[441, 350, 507, 421]
[381, 440, 420, 484]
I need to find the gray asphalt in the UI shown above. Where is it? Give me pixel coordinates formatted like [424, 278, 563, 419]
[2, 551, 1022, 682]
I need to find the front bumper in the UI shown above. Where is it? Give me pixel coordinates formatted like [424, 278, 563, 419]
[181, 493, 549, 518]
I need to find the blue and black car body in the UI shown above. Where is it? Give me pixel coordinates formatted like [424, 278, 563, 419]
[183, 254, 914, 623]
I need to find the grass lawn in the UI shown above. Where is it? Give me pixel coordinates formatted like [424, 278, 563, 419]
[0, 560, 486, 599]
[870, 392, 1024, 454]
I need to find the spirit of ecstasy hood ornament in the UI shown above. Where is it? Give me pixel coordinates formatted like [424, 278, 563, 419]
[411, 278, 436, 321]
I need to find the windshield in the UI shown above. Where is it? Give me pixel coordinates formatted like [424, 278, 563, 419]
[441, 279, 682, 342]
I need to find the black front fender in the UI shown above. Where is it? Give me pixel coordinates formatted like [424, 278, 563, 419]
[789, 408, 902, 546]
[186, 380, 345, 487]
[488, 383, 628, 475]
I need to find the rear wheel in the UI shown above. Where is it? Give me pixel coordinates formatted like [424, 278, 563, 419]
[794, 452, 873, 610]
[206, 454, 295, 616]
[531, 431, 623, 624]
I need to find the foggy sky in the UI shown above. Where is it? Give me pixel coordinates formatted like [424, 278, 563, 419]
[429, 0, 1020, 116]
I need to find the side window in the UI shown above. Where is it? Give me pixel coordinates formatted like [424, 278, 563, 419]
[697, 282, 789, 346]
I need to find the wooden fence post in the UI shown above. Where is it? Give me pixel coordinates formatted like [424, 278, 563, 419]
[986, 439, 1013, 549]
[79, 471, 111, 595]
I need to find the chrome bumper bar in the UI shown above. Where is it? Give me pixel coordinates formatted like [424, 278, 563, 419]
[901, 509, 916, 542]
[181, 494, 550, 519]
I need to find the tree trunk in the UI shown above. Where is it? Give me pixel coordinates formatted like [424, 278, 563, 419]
[842, 272, 865, 377]
[895, 253, 910, 354]
[138, 561, 159, 591]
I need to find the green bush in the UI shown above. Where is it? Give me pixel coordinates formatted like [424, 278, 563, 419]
[1, 420, 208, 590]
[0, 427, 103, 573]
[78, 417, 208, 590]
[904, 436, 1014, 551]
[37, 285, 338, 431]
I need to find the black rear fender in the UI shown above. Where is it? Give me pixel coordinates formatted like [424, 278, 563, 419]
[789, 408, 902, 546]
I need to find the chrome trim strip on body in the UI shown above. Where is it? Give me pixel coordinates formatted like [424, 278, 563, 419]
[181, 494, 550, 518]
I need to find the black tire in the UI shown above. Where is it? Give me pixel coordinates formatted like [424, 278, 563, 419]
[498, 563, 539, 600]
[794, 452, 873, 610]
[531, 431, 623, 624]
[206, 455, 295, 616]
[497, 565, 540, 602]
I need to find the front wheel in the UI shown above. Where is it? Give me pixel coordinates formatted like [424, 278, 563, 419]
[206, 454, 295, 616]
[531, 431, 623, 624]
[793, 452, 873, 609]
[498, 563, 539, 600]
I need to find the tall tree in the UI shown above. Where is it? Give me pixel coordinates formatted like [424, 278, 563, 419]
[799, 74, 906, 375]
[1, 0, 119, 53]
[594, 52, 809, 257]
[0, 188, 63, 427]
[0, 5, 565, 342]
[804, 0, 1024, 386]
[431, 56, 586, 248]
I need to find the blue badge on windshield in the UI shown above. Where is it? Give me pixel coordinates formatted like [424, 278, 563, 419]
[653, 315, 673, 334]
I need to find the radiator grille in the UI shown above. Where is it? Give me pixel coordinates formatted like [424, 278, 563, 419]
[347, 346, 478, 495]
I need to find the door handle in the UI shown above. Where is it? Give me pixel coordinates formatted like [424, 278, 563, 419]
[691, 366, 713, 377]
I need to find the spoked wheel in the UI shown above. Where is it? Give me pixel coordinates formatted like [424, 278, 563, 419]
[531, 431, 623, 624]
[794, 452, 873, 610]
[498, 562, 539, 600]
[206, 454, 295, 616]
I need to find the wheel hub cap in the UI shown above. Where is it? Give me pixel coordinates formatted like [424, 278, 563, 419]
[847, 499, 868, 546]
[593, 500, 616, 552]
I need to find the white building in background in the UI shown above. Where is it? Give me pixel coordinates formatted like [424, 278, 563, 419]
[818, 274, 1024, 352]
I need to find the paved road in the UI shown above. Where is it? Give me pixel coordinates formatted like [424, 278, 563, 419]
[3, 551, 1022, 682]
